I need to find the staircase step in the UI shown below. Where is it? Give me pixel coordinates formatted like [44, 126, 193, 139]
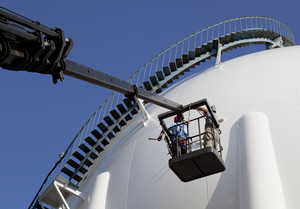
[110, 109, 121, 120]
[169, 62, 177, 72]
[188, 51, 195, 60]
[125, 114, 132, 121]
[156, 88, 162, 93]
[207, 42, 213, 50]
[243, 30, 252, 38]
[161, 83, 168, 89]
[223, 48, 229, 53]
[119, 119, 126, 127]
[79, 144, 91, 154]
[201, 45, 208, 53]
[101, 138, 110, 146]
[104, 116, 114, 126]
[166, 78, 174, 84]
[72, 151, 93, 167]
[162, 66, 173, 83]
[163, 66, 171, 76]
[89, 152, 99, 160]
[182, 54, 189, 64]
[172, 72, 179, 79]
[107, 132, 115, 139]
[84, 158, 93, 167]
[195, 48, 201, 57]
[212, 40, 219, 50]
[117, 103, 127, 114]
[206, 44, 213, 52]
[190, 64, 196, 68]
[72, 151, 84, 161]
[113, 125, 121, 133]
[150, 76, 159, 86]
[95, 145, 104, 153]
[234, 32, 242, 40]
[255, 29, 264, 37]
[123, 98, 133, 108]
[91, 129, 102, 140]
[97, 122, 108, 133]
[85, 136, 97, 147]
[131, 107, 138, 115]
[156, 71, 164, 81]
[219, 36, 229, 45]
[227, 34, 235, 42]
[167, 78, 173, 84]
[61, 167, 83, 182]
[67, 159, 88, 174]
[143, 81, 152, 91]
[184, 67, 190, 73]
[176, 58, 183, 68]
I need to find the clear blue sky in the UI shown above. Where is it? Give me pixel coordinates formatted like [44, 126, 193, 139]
[0, 0, 299, 208]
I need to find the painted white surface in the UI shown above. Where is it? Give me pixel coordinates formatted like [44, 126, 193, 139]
[238, 112, 285, 209]
[67, 45, 300, 209]
[89, 172, 110, 209]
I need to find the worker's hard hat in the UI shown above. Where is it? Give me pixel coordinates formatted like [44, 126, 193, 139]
[174, 114, 184, 122]
[174, 116, 178, 122]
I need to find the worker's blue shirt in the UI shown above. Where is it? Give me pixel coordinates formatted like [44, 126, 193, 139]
[168, 122, 187, 142]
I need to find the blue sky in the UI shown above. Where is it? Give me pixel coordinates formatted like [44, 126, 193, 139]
[0, 0, 299, 208]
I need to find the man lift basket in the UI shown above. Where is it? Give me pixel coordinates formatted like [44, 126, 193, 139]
[158, 99, 226, 182]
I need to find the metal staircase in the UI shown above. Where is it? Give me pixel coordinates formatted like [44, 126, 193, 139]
[30, 16, 295, 209]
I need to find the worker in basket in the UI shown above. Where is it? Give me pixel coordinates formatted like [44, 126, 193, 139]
[158, 114, 188, 157]
[196, 106, 220, 149]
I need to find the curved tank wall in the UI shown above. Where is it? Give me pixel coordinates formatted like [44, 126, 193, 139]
[67, 45, 300, 209]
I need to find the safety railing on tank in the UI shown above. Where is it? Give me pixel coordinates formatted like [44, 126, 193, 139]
[29, 16, 295, 209]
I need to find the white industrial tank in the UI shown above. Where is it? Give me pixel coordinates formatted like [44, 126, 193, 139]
[65, 45, 300, 209]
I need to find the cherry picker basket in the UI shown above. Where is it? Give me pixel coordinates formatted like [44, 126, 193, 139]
[158, 99, 225, 182]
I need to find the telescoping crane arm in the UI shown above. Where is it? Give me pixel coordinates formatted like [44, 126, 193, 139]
[0, 6, 183, 112]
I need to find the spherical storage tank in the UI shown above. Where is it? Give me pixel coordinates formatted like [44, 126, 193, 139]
[65, 45, 300, 209]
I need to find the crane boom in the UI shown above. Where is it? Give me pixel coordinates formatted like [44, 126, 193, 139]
[64, 60, 183, 111]
[0, 6, 183, 112]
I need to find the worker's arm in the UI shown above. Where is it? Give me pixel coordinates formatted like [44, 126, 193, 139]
[196, 106, 207, 114]
[157, 130, 164, 141]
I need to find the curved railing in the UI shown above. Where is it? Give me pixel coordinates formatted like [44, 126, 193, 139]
[29, 16, 295, 209]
